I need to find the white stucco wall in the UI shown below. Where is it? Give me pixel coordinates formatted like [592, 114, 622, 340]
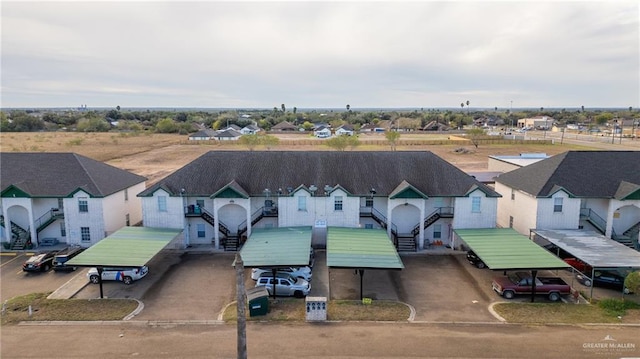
[496, 182, 537, 234]
[141, 190, 184, 229]
[278, 189, 359, 228]
[65, 191, 106, 246]
[452, 190, 497, 229]
[535, 191, 581, 230]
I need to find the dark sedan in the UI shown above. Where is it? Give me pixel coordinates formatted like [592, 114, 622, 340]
[466, 250, 486, 269]
[22, 252, 57, 272]
[576, 270, 633, 294]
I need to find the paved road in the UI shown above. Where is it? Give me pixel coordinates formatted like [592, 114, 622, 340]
[2, 321, 638, 358]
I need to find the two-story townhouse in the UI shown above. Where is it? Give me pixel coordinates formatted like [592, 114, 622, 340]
[0, 153, 146, 249]
[138, 151, 500, 251]
[494, 151, 640, 249]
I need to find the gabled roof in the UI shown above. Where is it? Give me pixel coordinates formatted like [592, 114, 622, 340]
[271, 121, 297, 130]
[211, 180, 250, 199]
[1, 153, 146, 198]
[389, 180, 428, 199]
[495, 151, 640, 198]
[189, 129, 217, 138]
[138, 151, 500, 198]
[215, 129, 242, 138]
[243, 124, 260, 131]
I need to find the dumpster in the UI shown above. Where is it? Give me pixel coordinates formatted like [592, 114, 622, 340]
[247, 286, 269, 317]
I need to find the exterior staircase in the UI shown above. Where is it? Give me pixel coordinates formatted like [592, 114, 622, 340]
[0, 216, 31, 250]
[360, 207, 403, 250]
[411, 207, 454, 237]
[35, 209, 64, 233]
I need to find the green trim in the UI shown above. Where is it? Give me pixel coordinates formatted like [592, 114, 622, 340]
[68, 188, 99, 198]
[1, 185, 31, 198]
[213, 187, 248, 199]
[622, 188, 640, 200]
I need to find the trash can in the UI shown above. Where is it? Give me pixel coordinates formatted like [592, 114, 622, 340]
[247, 287, 269, 317]
[305, 296, 327, 321]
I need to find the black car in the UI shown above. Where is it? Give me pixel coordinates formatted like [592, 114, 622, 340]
[576, 270, 633, 294]
[466, 250, 486, 269]
[52, 246, 85, 272]
[22, 251, 57, 272]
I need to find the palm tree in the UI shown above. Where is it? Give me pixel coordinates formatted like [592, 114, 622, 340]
[281, 104, 286, 113]
[466, 100, 470, 115]
[346, 104, 350, 112]
[460, 103, 464, 111]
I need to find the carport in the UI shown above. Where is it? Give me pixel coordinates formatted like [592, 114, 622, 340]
[238, 226, 312, 297]
[326, 227, 404, 300]
[454, 228, 570, 302]
[66, 227, 182, 298]
[532, 229, 640, 300]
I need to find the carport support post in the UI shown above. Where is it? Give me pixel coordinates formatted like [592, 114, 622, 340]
[97, 267, 104, 299]
[530, 270, 537, 303]
[358, 269, 365, 301]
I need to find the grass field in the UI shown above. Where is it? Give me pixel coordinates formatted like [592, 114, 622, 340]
[0, 132, 588, 185]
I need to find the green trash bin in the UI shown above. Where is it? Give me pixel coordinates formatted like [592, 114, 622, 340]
[247, 286, 269, 317]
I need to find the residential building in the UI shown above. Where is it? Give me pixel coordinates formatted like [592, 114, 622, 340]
[494, 151, 640, 249]
[517, 116, 554, 129]
[335, 124, 355, 136]
[139, 151, 500, 252]
[189, 129, 217, 141]
[240, 124, 261, 135]
[0, 153, 146, 249]
[270, 121, 297, 132]
[214, 129, 242, 141]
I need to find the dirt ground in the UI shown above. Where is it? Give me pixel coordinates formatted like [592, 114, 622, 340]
[0, 132, 574, 185]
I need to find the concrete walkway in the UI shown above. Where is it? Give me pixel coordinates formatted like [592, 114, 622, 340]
[47, 268, 90, 299]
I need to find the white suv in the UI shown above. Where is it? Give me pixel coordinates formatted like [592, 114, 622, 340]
[255, 273, 310, 298]
[87, 266, 148, 285]
[251, 266, 312, 281]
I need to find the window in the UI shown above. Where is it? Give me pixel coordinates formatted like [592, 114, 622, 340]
[471, 196, 481, 213]
[81, 227, 91, 242]
[433, 224, 442, 239]
[124, 189, 129, 201]
[158, 196, 167, 212]
[58, 198, 64, 210]
[509, 216, 514, 228]
[434, 197, 444, 208]
[365, 198, 373, 207]
[511, 189, 515, 200]
[60, 222, 66, 237]
[197, 224, 205, 238]
[554, 197, 563, 212]
[334, 196, 343, 211]
[298, 196, 306, 211]
[365, 223, 373, 229]
[125, 214, 130, 226]
[196, 199, 205, 208]
[78, 197, 88, 212]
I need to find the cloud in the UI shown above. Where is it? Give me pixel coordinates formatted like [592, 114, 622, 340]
[1, 1, 638, 108]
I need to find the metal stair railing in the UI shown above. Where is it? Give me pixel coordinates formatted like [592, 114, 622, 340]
[35, 208, 64, 233]
[579, 208, 606, 234]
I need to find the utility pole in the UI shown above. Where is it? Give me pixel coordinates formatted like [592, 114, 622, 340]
[235, 253, 247, 359]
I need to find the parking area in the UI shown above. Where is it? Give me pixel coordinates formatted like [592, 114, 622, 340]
[3, 247, 638, 322]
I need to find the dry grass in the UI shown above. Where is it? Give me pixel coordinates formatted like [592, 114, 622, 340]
[1, 292, 138, 325]
[223, 299, 410, 322]
[493, 302, 640, 324]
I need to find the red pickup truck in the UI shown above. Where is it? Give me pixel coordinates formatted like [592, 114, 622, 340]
[492, 272, 571, 302]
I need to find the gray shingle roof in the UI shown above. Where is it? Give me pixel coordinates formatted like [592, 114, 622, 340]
[1, 153, 147, 197]
[494, 151, 640, 198]
[138, 151, 500, 198]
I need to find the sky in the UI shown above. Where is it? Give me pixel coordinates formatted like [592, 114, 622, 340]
[1, 1, 638, 109]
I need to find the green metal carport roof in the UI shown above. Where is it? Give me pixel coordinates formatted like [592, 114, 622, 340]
[454, 228, 570, 270]
[238, 226, 312, 267]
[326, 227, 404, 269]
[67, 227, 182, 267]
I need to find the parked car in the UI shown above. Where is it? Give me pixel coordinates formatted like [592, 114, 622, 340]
[576, 270, 633, 294]
[563, 257, 592, 274]
[466, 250, 486, 269]
[255, 273, 310, 298]
[87, 266, 148, 285]
[542, 243, 573, 259]
[52, 246, 85, 272]
[22, 251, 57, 272]
[251, 266, 312, 281]
[492, 272, 571, 301]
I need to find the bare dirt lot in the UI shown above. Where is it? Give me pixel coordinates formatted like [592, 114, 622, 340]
[0, 132, 579, 185]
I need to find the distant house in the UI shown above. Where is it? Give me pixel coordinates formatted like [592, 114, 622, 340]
[422, 121, 450, 131]
[271, 121, 297, 132]
[189, 129, 217, 141]
[214, 129, 242, 141]
[517, 116, 554, 129]
[314, 126, 332, 138]
[360, 123, 385, 133]
[240, 124, 261, 135]
[335, 124, 354, 136]
[0, 153, 146, 249]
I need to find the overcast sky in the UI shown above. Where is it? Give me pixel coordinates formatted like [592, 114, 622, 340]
[1, 1, 638, 109]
